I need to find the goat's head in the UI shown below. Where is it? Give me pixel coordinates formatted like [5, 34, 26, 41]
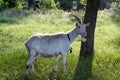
[69, 14, 90, 37]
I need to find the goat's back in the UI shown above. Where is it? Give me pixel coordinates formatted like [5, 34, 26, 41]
[25, 33, 70, 55]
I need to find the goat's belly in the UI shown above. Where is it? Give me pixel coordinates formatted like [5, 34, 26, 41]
[40, 45, 61, 53]
[35, 44, 62, 57]
[39, 52, 60, 57]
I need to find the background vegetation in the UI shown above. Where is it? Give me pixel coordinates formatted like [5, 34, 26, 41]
[0, 8, 120, 80]
[0, 0, 120, 80]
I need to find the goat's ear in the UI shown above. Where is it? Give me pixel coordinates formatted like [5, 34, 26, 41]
[85, 23, 90, 27]
[76, 22, 80, 27]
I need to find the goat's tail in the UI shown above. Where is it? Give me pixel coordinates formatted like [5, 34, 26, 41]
[25, 42, 31, 59]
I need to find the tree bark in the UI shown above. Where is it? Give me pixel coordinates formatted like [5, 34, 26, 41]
[80, 0, 100, 55]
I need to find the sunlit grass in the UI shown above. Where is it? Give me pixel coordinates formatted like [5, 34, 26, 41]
[0, 9, 120, 80]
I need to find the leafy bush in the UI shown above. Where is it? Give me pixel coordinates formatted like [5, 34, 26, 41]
[39, 0, 53, 8]
[0, 0, 25, 11]
[54, 0, 73, 10]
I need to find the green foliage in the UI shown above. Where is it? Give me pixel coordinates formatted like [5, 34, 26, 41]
[39, 0, 55, 9]
[0, 0, 25, 11]
[0, 0, 93, 11]
[54, 0, 73, 10]
[3, 0, 19, 8]
[0, 9, 120, 80]
[80, 0, 87, 6]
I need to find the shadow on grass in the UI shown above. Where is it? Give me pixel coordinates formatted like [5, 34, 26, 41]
[73, 53, 94, 80]
[48, 69, 65, 80]
[49, 70, 58, 80]
[16, 73, 28, 80]
[16, 72, 42, 80]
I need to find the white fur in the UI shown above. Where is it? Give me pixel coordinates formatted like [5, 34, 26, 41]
[25, 21, 89, 77]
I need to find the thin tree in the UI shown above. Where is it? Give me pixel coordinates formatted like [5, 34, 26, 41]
[80, 0, 100, 55]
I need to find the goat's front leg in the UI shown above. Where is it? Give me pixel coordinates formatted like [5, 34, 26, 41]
[62, 53, 66, 72]
[54, 55, 59, 71]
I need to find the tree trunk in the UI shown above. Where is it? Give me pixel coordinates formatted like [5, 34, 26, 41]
[80, 0, 100, 55]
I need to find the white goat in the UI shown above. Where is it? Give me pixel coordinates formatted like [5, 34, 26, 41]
[24, 14, 90, 76]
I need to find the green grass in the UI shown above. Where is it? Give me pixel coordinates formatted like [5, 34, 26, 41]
[0, 9, 120, 80]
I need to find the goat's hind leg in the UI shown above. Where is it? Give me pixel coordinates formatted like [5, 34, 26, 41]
[32, 52, 40, 72]
[26, 50, 36, 76]
[34, 52, 40, 62]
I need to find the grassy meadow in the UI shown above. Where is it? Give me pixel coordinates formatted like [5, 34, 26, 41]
[0, 9, 120, 80]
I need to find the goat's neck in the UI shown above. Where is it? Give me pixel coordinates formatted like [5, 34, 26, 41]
[67, 28, 78, 43]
